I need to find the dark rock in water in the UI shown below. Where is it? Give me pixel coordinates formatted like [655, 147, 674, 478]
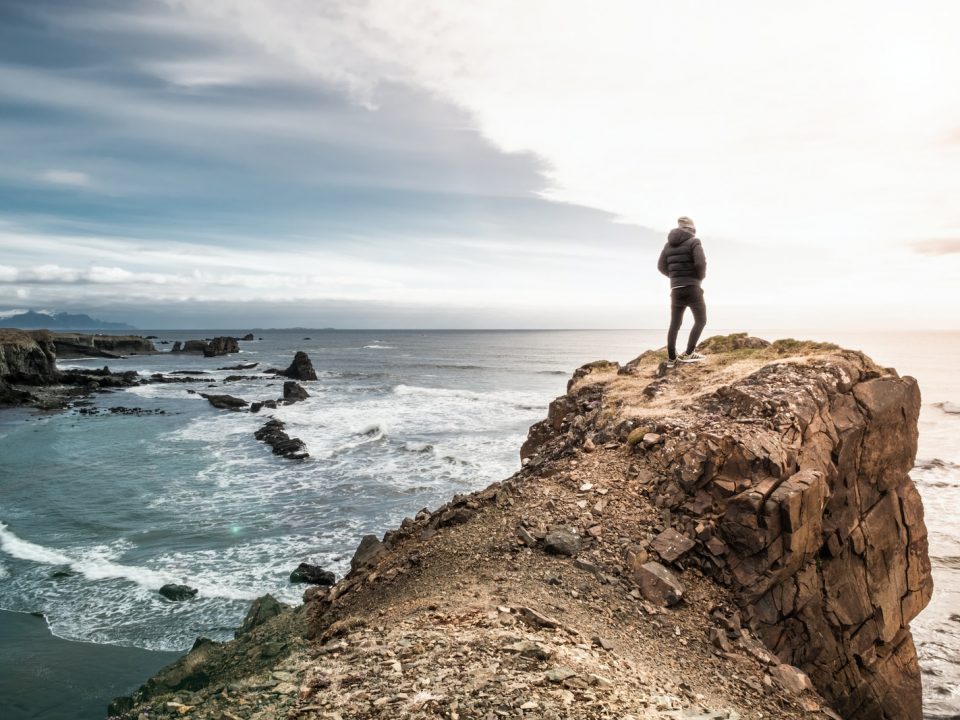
[146, 372, 205, 384]
[173, 339, 207, 353]
[172, 336, 239, 356]
[200, 393, 248, 410]
[51, 569, 74, 579]
[303, 337, 311, 340]
[280, 351, 317, 381]
[543, 526, 582, 557]
[169, 370, 208, 375]
[283, 381, 309, 403]
[223, 374, 258, 382]
[254, 419, 308, 460]
[250, 399, 278, 413]
[158, 583, 197, 601]
[203, 336, 240, 357]
[219, 362, 258, 370]
[241, 333, 254, 341]
[350, 534, 387, 572]
[289, 563, 335, 586]
[235, 594, 290, 638]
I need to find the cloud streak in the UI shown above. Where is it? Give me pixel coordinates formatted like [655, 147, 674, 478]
[39, 169, 91, 187]
[911, 239, 960, 255]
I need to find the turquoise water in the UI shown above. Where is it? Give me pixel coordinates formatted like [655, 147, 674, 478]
[0, 329, 957, 717]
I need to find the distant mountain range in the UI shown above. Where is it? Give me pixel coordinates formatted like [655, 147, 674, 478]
[0, 310, 136, 330]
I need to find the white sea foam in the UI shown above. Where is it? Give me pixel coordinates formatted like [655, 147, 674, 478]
[0, 522, 73, 565]
[363, 344, 394, 349]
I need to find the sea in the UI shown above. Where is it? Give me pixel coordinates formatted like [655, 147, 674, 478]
[0, 329, 957, 719]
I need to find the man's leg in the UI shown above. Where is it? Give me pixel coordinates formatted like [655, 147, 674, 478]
[685, 287, 707, 354]
[667, 290, 686, 360]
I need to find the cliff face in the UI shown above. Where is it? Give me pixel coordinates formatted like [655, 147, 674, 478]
[521, 338, 932, 720]
[51, 333, 157, 358]
[0, 329, 58, 384]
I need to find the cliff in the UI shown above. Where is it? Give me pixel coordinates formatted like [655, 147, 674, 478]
[0, 329, 58, 383]
[110, 336, 931, 720]
[51, 332, 157, 358]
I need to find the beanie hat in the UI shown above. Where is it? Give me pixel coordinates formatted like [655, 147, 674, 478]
[677, 216, 696, 232]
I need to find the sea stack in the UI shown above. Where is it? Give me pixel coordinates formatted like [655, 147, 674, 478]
[280, 351, 317, 381]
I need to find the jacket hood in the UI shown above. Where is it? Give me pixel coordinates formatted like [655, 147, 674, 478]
[668, 227, 695, 246]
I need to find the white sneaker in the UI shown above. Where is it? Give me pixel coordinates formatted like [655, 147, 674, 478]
[678, 351, 705, 363]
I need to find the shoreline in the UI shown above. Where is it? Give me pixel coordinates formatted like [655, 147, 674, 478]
[0, 609, 182, 720]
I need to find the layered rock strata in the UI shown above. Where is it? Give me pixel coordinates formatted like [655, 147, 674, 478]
[51, 333, 157, 358]
[520, 339, 932, 720]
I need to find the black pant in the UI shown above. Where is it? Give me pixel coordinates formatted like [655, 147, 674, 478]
[667, 285, 706, 359]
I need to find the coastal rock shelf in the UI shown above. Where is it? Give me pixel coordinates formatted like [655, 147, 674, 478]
[108, 336, 931, 720]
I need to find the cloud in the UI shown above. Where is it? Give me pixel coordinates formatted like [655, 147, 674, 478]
[39, 169, 91, 187]
[912, 239, 960, 255]
[169, 0, 960, 250]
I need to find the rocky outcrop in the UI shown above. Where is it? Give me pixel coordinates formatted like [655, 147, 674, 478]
[519, 337, 932, 720]
[171, 337, 240, 356]
[283, 381, 309, 403]
[279, 351, 317, 381]
[51, 333, 157, 358]
[0, 329, 58, 384]
[199, 393, 248, 411]
[289, 563, 335, 586]
[254, 419, 308, 460]
[112, 336, 931, 720]
[159, 584, 198, 601]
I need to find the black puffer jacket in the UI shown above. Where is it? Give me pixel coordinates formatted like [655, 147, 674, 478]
[657, 228, 706, 288]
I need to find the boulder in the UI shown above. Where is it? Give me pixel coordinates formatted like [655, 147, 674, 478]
[199, 393, 248, 411]
[350, 534, 386, 572]
[289, 563, 335, 586]
[633, 561, 684, 606]
[159, 583, 197, 601]
[280, 351, 318, 381]
[240, 333, 255, 341]
[283, 381, 310, 403]
[769, 663, 814, 695]
[235, 594, 290, 638]
[651, 528, 696, 563]
[543, 526, 582, 557]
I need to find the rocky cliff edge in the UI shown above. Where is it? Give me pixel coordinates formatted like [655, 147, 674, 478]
[111, 335, 931, 720]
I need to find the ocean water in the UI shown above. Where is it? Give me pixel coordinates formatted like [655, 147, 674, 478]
[0, 329, 957, 717]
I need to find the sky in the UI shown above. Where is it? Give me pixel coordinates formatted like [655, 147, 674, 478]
[0, 0, 958, 329]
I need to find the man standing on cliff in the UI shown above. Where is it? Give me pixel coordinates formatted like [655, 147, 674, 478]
[657, 216, 707, 367]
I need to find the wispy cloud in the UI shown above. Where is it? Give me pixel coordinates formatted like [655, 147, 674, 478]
[39, 169, 91, 187]
[912, 239, 960, 255]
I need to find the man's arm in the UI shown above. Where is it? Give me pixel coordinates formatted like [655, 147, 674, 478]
[692, 240, 707, 280]
[657, 245, 669, 276]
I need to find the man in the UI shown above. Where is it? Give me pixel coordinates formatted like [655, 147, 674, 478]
[657, 216, 707, 367]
